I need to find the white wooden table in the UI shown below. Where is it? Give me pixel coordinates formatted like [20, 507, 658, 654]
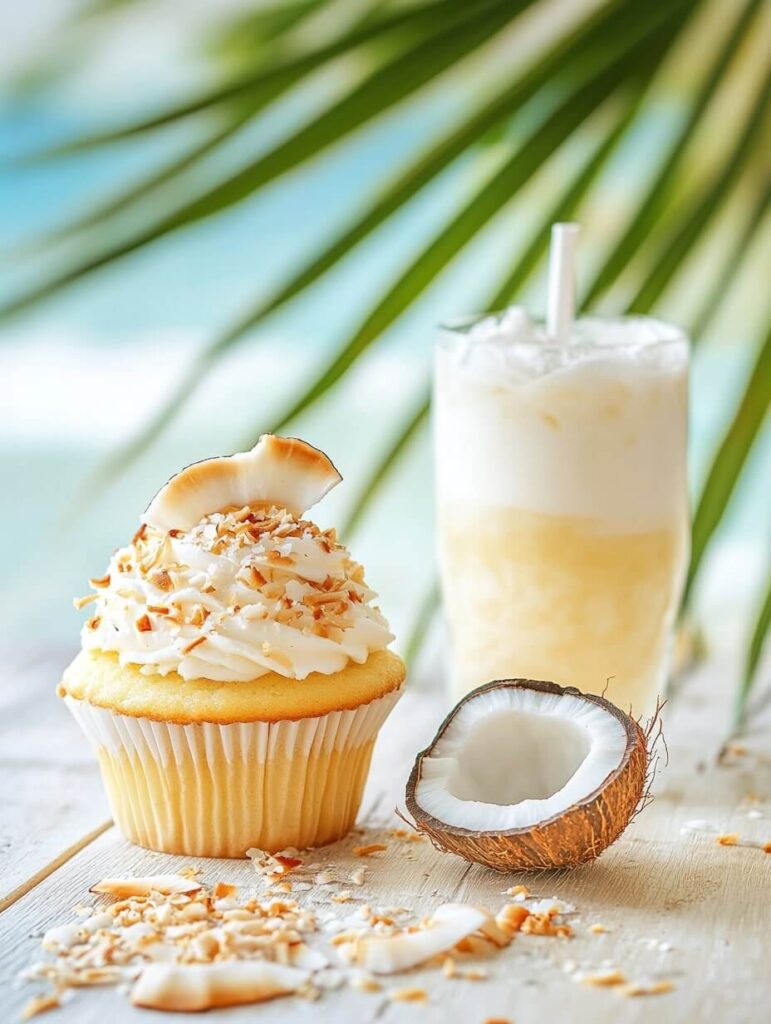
[1, 646, 769, 1023]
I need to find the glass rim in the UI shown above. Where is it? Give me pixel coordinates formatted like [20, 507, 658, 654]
[437, 311, 689, 351]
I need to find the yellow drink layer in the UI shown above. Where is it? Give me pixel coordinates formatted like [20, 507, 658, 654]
[439, 505, 689, 715]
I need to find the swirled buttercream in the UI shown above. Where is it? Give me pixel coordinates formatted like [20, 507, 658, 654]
[78, 506, 393, 682]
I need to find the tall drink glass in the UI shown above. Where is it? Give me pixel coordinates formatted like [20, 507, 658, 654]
[434, 309, 689, 716]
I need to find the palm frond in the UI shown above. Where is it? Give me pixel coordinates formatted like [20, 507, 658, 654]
[22, 0, 484, 156]
[340, 389, 430, 539]
[582, 0, 764, 309]
[1, 0, 527, 320]
[263, 11, 690, 439]
[684, 319, 771, 606]
[734, 574, 771, 730]
[628, 64, 771, 314]
[76, 0, 681, 489]
[690, 178, 771, 343]
[405, 580, 440, 667]
[487, 86, 645, 310]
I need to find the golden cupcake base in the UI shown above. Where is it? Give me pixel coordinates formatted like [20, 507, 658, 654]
[65, 690, 400, 857]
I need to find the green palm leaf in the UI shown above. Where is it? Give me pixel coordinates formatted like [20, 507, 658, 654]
[71, 0, 681, 489]
[262, 12, 691, 439]
[405, 581, 440, 667]
[734, 575, 771, 730]
[684, 319, 771, 606]
[690, 178, 771, 343]
[1, 0, 526, 319]
[487, 87, 645, 310]
[582, 0, 764, 309]
[628, 64, 771, 314]
[340, 389, 430, 539]
[23, 0, 486, 156]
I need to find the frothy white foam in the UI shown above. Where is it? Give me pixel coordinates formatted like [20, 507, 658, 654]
[434, 309, 689, 529]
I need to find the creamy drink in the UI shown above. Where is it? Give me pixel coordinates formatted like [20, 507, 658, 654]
[434, 308, 689, 715]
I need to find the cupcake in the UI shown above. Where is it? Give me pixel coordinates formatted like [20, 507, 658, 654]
[59, 435, 405, 857]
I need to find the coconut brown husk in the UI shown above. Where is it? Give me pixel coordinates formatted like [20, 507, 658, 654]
[405, 679, 650, 872]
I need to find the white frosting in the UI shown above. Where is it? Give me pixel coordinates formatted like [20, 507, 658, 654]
[434, 309, 689, 530]
[80, 506, 393, 682]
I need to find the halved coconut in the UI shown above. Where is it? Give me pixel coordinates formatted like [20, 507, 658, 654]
[143, 434, 341, 531]
[405, 679, 648, 871]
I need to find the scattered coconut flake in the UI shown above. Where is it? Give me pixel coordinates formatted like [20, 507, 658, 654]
[504, 884, 530, 899]
[353, 844, 388, 858]
[348, 971, 381, 993]
[589, 923, 609, 934]
[349, 867, 367, 887]
[90, 876, 201, 897]
[619, 979, 674, 997]
[576, 968, 626, 987]
[389, 986, 428, 1002]
[20, 993, 60, 1020]
[337, 904, 488, 974]
[680, 820, 718, 835]
[716, 833, 740, 846]
[130, 961, 309, 1011]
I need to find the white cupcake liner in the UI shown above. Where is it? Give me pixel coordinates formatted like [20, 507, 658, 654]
[65, 689, 401, 857]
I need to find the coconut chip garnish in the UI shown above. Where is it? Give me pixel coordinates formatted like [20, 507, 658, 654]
[19, 864, 590, 1015]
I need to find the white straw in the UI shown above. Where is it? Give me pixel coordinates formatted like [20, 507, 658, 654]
[546, 222, 580, 344]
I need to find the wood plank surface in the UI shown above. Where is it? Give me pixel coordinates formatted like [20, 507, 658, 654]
[0, 645, 110, 906]
[1, 654, 769, 1023]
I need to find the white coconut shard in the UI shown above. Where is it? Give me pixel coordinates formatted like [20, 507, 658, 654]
[130, 961, 310, 1011]
[337, 903, 488, 974]
[90, 876, 202, 897]
[414, 686, 628, 832]
[143, 434, 342, 531]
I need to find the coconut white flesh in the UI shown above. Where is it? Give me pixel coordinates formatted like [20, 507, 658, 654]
[143, 434, 341, 531]
[414, 687, 628, 832]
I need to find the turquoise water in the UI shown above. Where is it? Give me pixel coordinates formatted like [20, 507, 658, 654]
[1, 90, 768, 655]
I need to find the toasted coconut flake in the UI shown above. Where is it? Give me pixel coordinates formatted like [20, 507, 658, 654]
[577, 969, 626, 987]
[90, 876, 202, 897]
[352, 844, 387, 858]
[619, 980, 674, 997]
[390, 986, 428, 1002]
[495, 904, 530, 936]
[130, 961, 309, 1011]
[143, 435, 341, 530]
[338, 904, 488, 974]
[716, 832, 740, 846]
[20, 993, 61, 1020]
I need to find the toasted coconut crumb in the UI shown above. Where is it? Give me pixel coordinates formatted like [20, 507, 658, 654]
[763, 842, 771, 854]
[505, 884, 530, 898]
[349, 867, 366, 887]
[521, 913, 571, 938]
[213, 882, 238, 899]
[86, 616, 101, 630]
[89, 574, 111, 588]
[442, 957, 456, 979]
[495, 904, 530, 936]
[181, 636, 207, 656]
[590, 923, 608, 934]
[135, 614, 152, 633]
[619, 980, 674, 997]
[578, 969, 626, 987]
[389, 986, 428, 1003]
[349, 973, 381, 993]
[717, 833, 740, 846]
[353, 844, 387, 858]
[73, 594, 98, 610]
[20, 993, 60, 1020]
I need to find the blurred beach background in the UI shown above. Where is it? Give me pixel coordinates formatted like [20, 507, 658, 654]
[0, 0, 768, 722]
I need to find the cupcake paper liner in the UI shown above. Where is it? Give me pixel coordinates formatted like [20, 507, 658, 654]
[65, 689, 401, 857]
